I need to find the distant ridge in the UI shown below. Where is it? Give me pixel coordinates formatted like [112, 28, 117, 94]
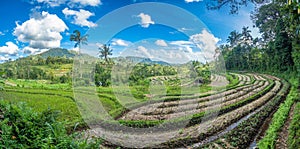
[123, 56, 170, 65]
[38, 48, 75, 59]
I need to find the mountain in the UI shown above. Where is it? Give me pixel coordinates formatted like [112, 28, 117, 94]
[121, 56, 170, 65]
[38, 48, 75, 59]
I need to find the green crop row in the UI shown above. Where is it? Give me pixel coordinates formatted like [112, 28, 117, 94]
[288, 102, 300, 149]
[187, 79, 274, 127]
[113, 78, 274, 129]
[258, 84, 298, 149]
[219, 79, 290, 148]
[4, 88, 74, 101]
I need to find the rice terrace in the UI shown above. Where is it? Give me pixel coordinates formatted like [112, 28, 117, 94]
[0, 0, 299, 148]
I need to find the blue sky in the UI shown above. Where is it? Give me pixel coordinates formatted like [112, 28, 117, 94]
[0, 0, 259, 62]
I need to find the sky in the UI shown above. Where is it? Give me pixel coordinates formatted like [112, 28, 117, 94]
[0, 0, 260, 63]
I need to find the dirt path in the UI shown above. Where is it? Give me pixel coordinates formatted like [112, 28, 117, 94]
[275, 103, 296, 149]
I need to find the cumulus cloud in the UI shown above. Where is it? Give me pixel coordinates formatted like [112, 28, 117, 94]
[23, 46, 49, 55]
[170, 40, 193, 46]
[35, 0, 64, 7]
[155, 40, 168, 47]
[71, 0, 101, 6]
[34, 0, 102, 7]
[62, 8, 97, 28]
[167, 30, 220, 62]
[0, 42, 19, 55]
[14, 11, 68, 49]
[137, 46, 153, 58]
[137, 13, 154, 28]
[189, 29, 220, 53]
[111, 39, 131, 47]
[185, 0, 203, 3]
[0, 56, 10, 61]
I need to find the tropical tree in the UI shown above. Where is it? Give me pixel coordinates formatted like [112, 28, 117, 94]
[207, 0, 268, 14]
[241, 26, 253, 43]
[251, 2, 281, 42]
[70, 30, 88, 54]
[227, 30, 241, 47]
[99, 44, 113, 63]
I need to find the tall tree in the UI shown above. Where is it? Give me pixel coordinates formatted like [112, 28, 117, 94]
[70, 30, 88, 54]
[99, 44, 113, 63]
[227, 30, 241, 47]
[207, 0, 269, 14]
[273, 18, 294, 71]
[241, 26, 253, 43]
[251, 2, 281, 43]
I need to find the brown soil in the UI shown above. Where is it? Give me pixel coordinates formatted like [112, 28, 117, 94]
[275, 103, 296, 149]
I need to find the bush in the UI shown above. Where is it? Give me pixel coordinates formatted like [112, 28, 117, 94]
[0, 101, 102, 148]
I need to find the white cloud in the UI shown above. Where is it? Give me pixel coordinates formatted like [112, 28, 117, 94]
[170, 40, 193, 46]
[0, 56, 10, 61]
[137, 46, 153, 58]
[23, 46, 49, 55]
[155, 40, 168, 47]
[36, 0, 64, 7]
[35, 0, 102, 7]
[0, 31, 4, 36]
[190, 29, 220, 52]
[14, 11, 68, 49]
[189, 29, 220, 61]
[71, 0, 101, 6]
[111, 39, 131, 47]
[185, 0, 203, 3]
[137, 13, 155, 28]
[63, 8, 97, 28]
[0, 42, 19, 55]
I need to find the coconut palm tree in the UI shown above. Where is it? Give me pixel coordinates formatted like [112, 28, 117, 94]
[70, 30, 88, 54]
[241, 26, 253, 42]
[99, 44, 113, 63]
[226, 30, 241, 47]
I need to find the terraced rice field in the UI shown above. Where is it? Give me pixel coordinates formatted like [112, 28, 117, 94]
[87, 73, 290, 148]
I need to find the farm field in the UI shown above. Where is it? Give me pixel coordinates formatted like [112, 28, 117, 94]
[0, 0, 299, 148]
[1, 72, 297, 148]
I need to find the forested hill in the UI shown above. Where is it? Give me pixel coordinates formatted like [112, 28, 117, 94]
[38, 48, 76, 59]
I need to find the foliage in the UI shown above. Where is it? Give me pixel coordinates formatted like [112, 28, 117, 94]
[251, 2, 282, 42]
[206, 0, 268, 14]
[70, 30, 88, 51]
[0, 101, 102, 148]
[98, 44, 113, 63]
[0, 88, 81, 127]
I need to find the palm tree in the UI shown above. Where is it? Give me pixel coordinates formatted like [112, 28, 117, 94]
[241, 26, 253, 42]
[99, 44, 113, 63]
[70, 30, 88, 54]
[226, 30, 241, 47]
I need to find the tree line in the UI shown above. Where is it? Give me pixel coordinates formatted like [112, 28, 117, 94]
[218, 0, 299, 76]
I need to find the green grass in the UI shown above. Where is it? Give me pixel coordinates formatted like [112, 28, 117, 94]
[6, 79, 71, 90]
[0, 101, 102, 148]
[0, 90, 81, 127]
